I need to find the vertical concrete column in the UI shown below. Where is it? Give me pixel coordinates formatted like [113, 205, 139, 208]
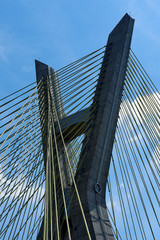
[70, 14, 134, 240]
[35, 61, 71, 239]
[35, 60, 71, 183]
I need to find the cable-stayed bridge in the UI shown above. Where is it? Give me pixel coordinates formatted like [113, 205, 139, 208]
[0, 14, 159, 240]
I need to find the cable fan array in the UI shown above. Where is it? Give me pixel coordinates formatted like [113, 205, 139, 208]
[0, 81, 45, 240]
[106, 50, 160, 240]
[0, 46, 105, 240]
[0, 45, 159, 240]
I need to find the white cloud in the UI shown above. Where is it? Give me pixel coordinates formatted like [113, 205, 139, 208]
[120, 182, 124, 188]
[0, 170, 45, 203]
[119, 92, 160, 127]
[130, 131, 143, 143]
[107, 200, 121, 213]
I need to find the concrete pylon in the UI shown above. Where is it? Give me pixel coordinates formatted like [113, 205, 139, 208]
[70, 13, 134, 240]
[35, 13, 134, 239]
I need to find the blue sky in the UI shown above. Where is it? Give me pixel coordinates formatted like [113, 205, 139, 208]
[0, 0, 160, 99]
[0, 1, 159, 239]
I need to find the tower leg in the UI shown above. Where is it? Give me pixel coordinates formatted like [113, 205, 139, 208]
[70, 14, 134, 240]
